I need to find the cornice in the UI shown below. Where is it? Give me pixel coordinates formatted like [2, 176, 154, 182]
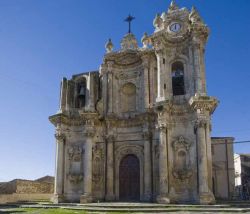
[189, 95, 219, 114]
[49, 112, 100, 127]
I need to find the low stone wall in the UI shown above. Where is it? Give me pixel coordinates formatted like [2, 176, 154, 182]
[0, 179, 54, 195]
[0, 193, 52, 204]
[15, 180, 53, 194]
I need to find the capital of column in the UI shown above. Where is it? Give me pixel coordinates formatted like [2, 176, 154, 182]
[141, 55, 150, 68]
[107, 60, 114, 71]
[195, 118, 208, 129]
[157, 122, 173, 131]
[105, 134, 116, 142]
[155, 49, 164, 57]
[156, 123, 167, 131]
[142, 131, 151, 140]
[55, 132, 65, 142]
[153, 37, 164, 53]
[82, 128, 95, 138]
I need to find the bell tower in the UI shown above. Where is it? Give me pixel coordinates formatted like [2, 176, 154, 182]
[151, 1, 218, 204]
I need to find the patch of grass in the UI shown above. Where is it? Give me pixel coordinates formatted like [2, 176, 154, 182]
[1, 208, 88, 214]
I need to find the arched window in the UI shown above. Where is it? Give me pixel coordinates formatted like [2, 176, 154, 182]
[172, 61, 185, 96]
[121, 83, 136, 112]
[76, 78, 86, 108]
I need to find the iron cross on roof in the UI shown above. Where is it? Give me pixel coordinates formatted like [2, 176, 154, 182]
[124, 14, 135, 34]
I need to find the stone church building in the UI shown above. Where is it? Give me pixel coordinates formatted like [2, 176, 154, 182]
[49, 2, 234, 204]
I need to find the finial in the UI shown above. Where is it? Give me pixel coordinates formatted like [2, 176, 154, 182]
[141, 32, 149, 49]
[153, 13, 163, 31]
[189, 6, 203, 24]
[105, 38, 113, 53]
[124, 14, 135, 34]
[169, 0, 179, 11]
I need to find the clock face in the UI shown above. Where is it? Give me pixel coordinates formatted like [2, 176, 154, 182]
[169, 23, 181, 33]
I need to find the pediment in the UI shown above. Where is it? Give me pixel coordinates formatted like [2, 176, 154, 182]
[115, 53, 141, 66]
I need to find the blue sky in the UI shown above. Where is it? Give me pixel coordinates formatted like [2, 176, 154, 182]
[0, 0, 249, 182]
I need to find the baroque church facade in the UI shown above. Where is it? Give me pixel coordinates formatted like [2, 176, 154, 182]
[49, 2, 222, 204]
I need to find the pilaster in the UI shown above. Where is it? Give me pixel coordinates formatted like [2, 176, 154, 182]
[143, 131, 152, 201]
[107, 61, 114, 114]
[105, 134, 115, 201]
[80, 129, 95, 203]
[193, 43, 205, 95]
[52, 130, 65, 203]
[156, 49, 165, 102]
[59, 78, 67, 112]
[156, 123, 170, 204]
[141, 55, 150, 109]
[88, 73, 95, 111]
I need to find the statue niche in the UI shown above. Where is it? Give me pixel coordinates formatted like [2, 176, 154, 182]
[67, 145, 83, 184]
[121, 82, 136, 112]
[172, 136, 192, 181]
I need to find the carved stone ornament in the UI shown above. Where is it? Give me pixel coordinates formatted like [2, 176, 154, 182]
[82, 129, 95, 137]
[172, 168, 193, 181]
[68, 145, 83, 161]
[92, 143, 105, 190]
[189, 7, 203, 25]
[142, 131, 151, 140]
[68, 174, 83, 184]
[172, 136, 193, 181]
[189, 95, 218, 114]
[121, 33, 138, 51]
[156, 123, 167, 131]
[141, 32, 150, 49]
[105, 134, 115, 142]
[67, 145, 84, 184]
[153, 13, 163, 31]
[49, 112, 99, 127]
[168, 0, 179, 12]
[55, 132, 65, 141]
[195, 118, 208, 129]
[118, 70, 140, 80]
[115, 145, 143, 165]
[172, 136, 191, 151]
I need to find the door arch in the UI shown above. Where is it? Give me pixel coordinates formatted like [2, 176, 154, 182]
[119, 154, 140, 201]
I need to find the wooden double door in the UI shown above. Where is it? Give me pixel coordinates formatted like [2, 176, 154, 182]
[119, 154, 140, 201]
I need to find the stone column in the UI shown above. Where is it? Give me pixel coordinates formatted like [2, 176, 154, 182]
[193, 44, 206, 95]
[107, 61, 114, 114]
[53, 131, 65, 203]
[200, 45, 207, 94]
[143, 132, 152, 201]
[189, 95, 218, 204]
[66, 80, 74, 110]
[59, 78, 67, 112]
[156, 124, 170, 204]
[104, 73, 108, 114]
[80, 131, 94, 203]
[100, 64, 108, 115]
[165, 58, 172, 99]
[206, 121, 213, 192]
[156, 51, 164, 102]
[196, 119, 215, 204]
[142, 56, 150, 109]
[88, 73, 95, 111]
[105, 135, 115, 201]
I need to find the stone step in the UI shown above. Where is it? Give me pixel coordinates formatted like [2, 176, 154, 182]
[19, 203, 250, 213]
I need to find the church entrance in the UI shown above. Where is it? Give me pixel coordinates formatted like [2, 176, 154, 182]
[119, 154, 140, 201]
